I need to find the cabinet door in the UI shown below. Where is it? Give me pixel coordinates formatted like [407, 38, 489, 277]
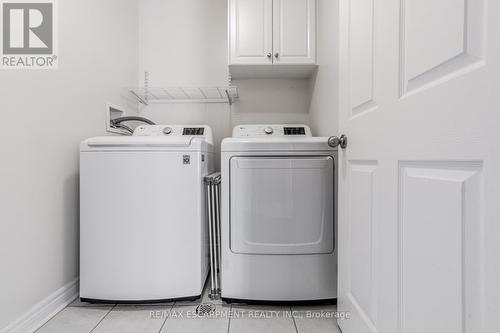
[273, 0, 316, 64]
[229, 0, 273, 65]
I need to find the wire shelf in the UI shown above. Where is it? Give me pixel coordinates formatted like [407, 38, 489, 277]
[129, 86, 239, 106]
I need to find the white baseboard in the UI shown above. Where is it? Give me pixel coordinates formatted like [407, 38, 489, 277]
[1, 278, 79, 333]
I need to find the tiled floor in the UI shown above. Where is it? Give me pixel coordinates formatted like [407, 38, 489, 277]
[36, 283, 342, 333]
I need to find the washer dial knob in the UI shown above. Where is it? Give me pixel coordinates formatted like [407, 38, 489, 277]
[163, 127, 173, 135]
[264, 127, 274, 135]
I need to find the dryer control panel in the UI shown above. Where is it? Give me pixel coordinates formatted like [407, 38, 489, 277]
[232, 124, 312, 138]
[133, 125, 213, 145]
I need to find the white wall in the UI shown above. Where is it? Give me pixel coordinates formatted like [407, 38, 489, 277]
[308, 0, 339, 136]
[138, 0, 311, 167]
[138, 0, 230, 169]
[0, 0, 138, 331]
[139, 0, 229, 87]
[231, 79, 311, 126]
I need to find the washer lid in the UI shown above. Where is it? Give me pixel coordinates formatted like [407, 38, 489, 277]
[221, 137, 336, 152]
[80, 136, 213, 152]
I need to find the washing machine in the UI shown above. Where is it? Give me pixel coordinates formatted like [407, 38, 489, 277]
[80, 125, 214, 303]
[220, 124, 337, 303]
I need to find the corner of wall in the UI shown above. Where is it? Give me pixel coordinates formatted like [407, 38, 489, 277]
[308, 0, 340, 137]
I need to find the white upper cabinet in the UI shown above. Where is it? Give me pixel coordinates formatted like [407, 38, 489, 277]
[273, 0, 316, 64]
[229, 0, 316, 66]
[229, 0, 273, 65]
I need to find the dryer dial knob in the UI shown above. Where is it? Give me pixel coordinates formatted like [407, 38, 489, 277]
[163, 127, 172, 135]
[264, 127, 274, 135]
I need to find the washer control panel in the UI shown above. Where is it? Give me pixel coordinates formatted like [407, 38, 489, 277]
[133, 125, 213, 144]
[264, 127, 274, 135]
[233, 124, 312, 138]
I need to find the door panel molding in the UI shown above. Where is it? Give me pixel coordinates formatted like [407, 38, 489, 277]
[340, 160, 378, 333]
[398, 161, 483, 333]
[349, 162, 377, 324]
[350, 0, 378, 117]
[399, 0, 486, 96]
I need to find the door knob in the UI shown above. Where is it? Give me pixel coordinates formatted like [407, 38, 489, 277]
[274, 52, 279, 59]
[328, 135, 348, 149]
[267, 53, 272, 59]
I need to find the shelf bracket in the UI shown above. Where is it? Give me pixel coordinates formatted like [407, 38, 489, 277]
[225, 89, 233, 106]
[130, 90, 148, 106]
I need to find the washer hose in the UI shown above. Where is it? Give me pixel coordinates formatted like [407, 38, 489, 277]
[110, 116, 156, 135]
[110, 116, 156, 126]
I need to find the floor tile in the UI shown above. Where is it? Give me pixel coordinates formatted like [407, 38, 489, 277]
[162, 318, 229, 333]
[231, 305, 291, 319]
[293, 317, 341, 333]
[291, 304, 337, 316]
[37, 281, 343, 333]
[92, 305, 171, 333]
[291, 304, 342, 333]
[36, 306, 112, 333]
[229, 317, 296, 333]
[160, 304, 230, 333]
[229, 305, 295, 333]
[169, 303, 232, 318]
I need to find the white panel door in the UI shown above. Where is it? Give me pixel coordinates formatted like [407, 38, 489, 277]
[273, 0, 316, 64]
[337, 0, 499, 332]
[229, 0, 273, 65]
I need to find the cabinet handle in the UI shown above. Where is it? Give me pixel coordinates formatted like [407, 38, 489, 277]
[274, 52, 279, 59]
[267, 53, 272, 59]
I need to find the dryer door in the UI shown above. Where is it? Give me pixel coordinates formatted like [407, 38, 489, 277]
[230, 156, 334, 254]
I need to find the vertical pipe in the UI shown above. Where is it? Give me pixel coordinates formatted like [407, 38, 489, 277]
[214, 178, 222, 291]
[206, 180, 215, 297]
[211, 181, 219, 293]
[205, 174, 222, 299]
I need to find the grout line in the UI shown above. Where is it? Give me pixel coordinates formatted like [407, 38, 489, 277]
[89, 304, 116, 333]
[157, 303, 175, 333]
[227, 304, 232, 333]
[290, 306, 299, 333]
